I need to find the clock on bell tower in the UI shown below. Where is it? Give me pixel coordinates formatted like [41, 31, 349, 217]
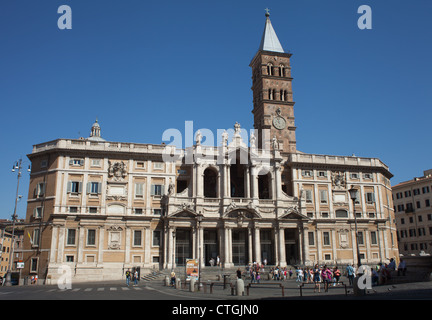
[250, 10, 297, 153]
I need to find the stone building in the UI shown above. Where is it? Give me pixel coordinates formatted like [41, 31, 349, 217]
[21, 13, 398, 282]
[393, 169, 432, 256]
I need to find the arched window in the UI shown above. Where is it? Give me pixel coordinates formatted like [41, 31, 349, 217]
[204, 167, 218, 198]
[258, 171, 272, 199]
[279, 64, 285, 77]
[267, 63, 274, 76]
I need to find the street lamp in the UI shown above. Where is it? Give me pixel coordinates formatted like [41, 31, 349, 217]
[171, 230, 176, 271]
[348, 186, 362, 268]
[197, 213, 203, 290]
[5, 159, 29, 286]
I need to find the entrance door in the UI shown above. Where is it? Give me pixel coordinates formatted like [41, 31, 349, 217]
[285, 229, 299, 265]
[176, 229, 192, 266]
[232, 229, 248, 265]
[204, 229, 219, 266]
[260, 229, 274, 265]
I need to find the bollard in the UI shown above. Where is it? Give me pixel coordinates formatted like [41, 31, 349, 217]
[164, 276, 170, 286]
[236, 279, 245, 296]
[176, 278, 181, 289]
[190, 278, 196, 292]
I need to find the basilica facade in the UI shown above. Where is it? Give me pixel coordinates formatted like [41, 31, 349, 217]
[22, 13, 398, 282]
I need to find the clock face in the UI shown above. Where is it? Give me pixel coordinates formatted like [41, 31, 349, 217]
[273, 116, 286, 130]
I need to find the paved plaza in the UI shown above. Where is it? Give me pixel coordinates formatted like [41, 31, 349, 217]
[1, 274, 431, 301]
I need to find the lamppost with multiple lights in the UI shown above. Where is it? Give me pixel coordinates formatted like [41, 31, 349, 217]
[348, 186, 362, 268]
[196, 213, 203, 290]
[4, 159, 30, 286]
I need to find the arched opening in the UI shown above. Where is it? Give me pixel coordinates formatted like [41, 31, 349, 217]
[230, 164, 246, 198]
[258, 171, 272, 199]
[204, 167, 218, 198]
[267, 63, 273, 76]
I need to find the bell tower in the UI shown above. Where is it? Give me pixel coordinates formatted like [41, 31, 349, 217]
[250, 10, 296, 153]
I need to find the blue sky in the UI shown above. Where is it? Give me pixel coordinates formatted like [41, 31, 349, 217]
[0, 0, 431, 220]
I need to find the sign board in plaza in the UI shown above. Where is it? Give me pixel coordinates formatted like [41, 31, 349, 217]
[185, 259, 199, 280]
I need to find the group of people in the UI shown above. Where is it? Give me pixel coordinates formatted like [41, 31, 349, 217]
[125, 269, 139, 287]
[295, 265, 342, 292]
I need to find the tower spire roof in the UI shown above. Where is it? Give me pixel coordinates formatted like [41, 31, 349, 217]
[258, 9, 284, 53]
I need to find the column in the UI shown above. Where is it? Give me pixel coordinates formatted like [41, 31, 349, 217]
[248, 228, 253, 264]
[199, 227, 204, 268]
[50, 226, 59, 263]
[251, 165, 259, 200]
[303, 227, 310, 266]
[125, 227, 131, 264]
[279, 227, 286, 267]
[98, 227, 104, 264]
[224, 227, 230, 267]
[245, 166, 250, 198]
[144, 227, 151, 266]
[274, 163, 282, 200]
[254, 226, 261, 264]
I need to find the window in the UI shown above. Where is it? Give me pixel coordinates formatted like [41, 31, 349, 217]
[66, 255, 74, 262]
[363, 173, 372, 180]
[319, 190, 328, 204]
[154, 162, 163, 170]
[305, 190, 313, 203]
[91, 159, 101, 167]
[365, 192, 375, 204]
[135, 183, 144, 198]
[134, 208, 143, 215]
[318, 171, 327, 178]
[370, 231, 377, 245]
[32, 229, 40, 247]
[357, 231, 364, 245]
[33, 207, 43, 219]
[87, 230, 96, 246]
[151, 184, 164, 196]
[302, 170, 312, 177]
[87, 182, 101, 195]
[153, 209, 162, 216]
[89, 207, 98, 214]
[133, 230, 142, 246]
[67, 181, 82, 194]
[67, 229, 76, 245]
[41, 159, 48, 168]
[153, 230, 161, 246]
[35, 182, 45, 198]
[335, 209, 348, 218]
[308, 232, 315, 246]
[136, 161, 145, 169]
[30, 258, 38, 273]
[422, 186, 430, 194]
[323, 232, 330, 246]
[350, 173, 359, 179]
[69, 206, 78, 213]
[69, 159, 84, 166]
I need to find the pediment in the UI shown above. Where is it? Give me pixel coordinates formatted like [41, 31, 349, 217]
[169, 209, 197, 218]
[224, 208, 261, 219]
[279, 206, 309, 221]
